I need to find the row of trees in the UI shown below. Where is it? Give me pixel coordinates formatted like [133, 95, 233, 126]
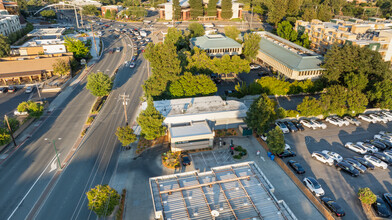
[277, 21, 310, 48]
[185, 0, 232, 19]
[0, 23, 34, 57]
[0, 117, 19, 146]
[64, 36, 91, 60]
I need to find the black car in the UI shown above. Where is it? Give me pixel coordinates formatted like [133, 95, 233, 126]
[278, 149, 296, 158]
[336, 161, 359, 177]
[287, 160, 305, 174]
[366, 140, 387, 151]
[377, 138, 392, 149]
[284, 121, 298, 132]
[321, 197, 346, 217]
[372, 196, 391, 218]
[373, 152, 392, 165]
[353, 156, 375, 170]
[181, 154, 191, 166]
[344, 158, 367, 173]
[292, 120, 305, 131]
[0, 87, 8, 93]
[384, 193, 392, 209]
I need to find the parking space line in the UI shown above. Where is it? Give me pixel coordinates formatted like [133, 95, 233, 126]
[211, 151, 219, 164]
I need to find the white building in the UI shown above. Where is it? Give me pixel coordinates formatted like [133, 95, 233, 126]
[0, 9, 21, 36]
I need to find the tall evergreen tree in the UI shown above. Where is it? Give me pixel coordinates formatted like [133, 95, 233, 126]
[173, 0, 182, 20]
[244, 94, 277, 135]
[189, 0, 203, 19]
[105, 9, 112, 19]
[221, 0, 232, 19]
[277, 21, 298, 42]
[243, 33, 261, 60]
[0, 34, 10, 57]
[137, 97, 166, 140]
[267, 0, 287, 26]
[207, 0, 218, 16]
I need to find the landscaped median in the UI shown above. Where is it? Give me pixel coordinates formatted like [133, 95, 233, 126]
[253, 133, 336, 220]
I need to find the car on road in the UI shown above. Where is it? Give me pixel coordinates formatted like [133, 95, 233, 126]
[312, 151, 334, 166]
[366, 139, 387, 151]
[321, 150, 343, 163]
[344, 142, 367, 154]
[303, 177, 324, 196]
[373, 152, 392, 165]
[8, 86, 16, 93]
[384, 193, 392, 209]
[250, 64, 261, 70]
[284, 121, 298, 132]
[356, 142, 378, 153]
[181, 154, 191, 166]
[358, 114, 377, 123]
[364, 155, 388, 169]
[0, 87, 8, 93]
[344, 158, 367, 173]
[300, 119, 317, 130]
[292, 120, 305, 131]
[325, 117, 343, 127]
[321, 197, 346, 217]
[129, 62, 135, 68]
[372, 196, 391, 218]
[336, 161, 360, 177]
[343, 116, 361, 126]
[287, 160, 305, 174]
[369, 113, 388, 123]
[353, 156, 375, 170]
[25, 86, 33, 94]
[275, 121, 289, 133]
[311, 119, 327, 129]
[277, 149, 296, 158]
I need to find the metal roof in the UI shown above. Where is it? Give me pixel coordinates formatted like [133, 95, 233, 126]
[150, 162, 297, 220]
[170, 121, 213, 139]
[190, 34, 242, 50]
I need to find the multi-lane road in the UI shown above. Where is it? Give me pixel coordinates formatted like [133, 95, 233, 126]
[0, 24, 147, 220]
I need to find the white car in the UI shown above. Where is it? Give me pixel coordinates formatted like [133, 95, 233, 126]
[300, 119, 317, 130]
[383, 150, 392, 160]
[129, 62, 135, 68]
[14, 110, 28, 116]
[381, 111, 392, 120]
[285, 144, 291, 150]
[321, 150, 343, 163]
[25, 86, 33, 94]
[343, 116, 361, 126]
[250, 64, 261, 70]
[325, 117, 342, 127]
[364, 155, 388, 169]
[275, 121, 290, 134]
[333, 116, 349, 126]
[310, 119, 327, 129]
[358, 114, 376, 123]
[369, 113, 388, 123]
[116, 47, 121, 52]
[344, 142, 367, 154]
[374, 134, 392, 142]
[376, 113, 392, 122]
[303, 177, 325, 196]
[356, 142, 378, 153]
[311, 151, 334, 166]
[379, 131, 392, 137]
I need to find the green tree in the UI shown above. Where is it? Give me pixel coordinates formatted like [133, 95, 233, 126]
[317, 4, 332, 21]
[186, 47, 214, 74]
[82, 5, 99, 16]
[368, 80, 392, 109]
[221, 0, 232, 19]
[105, 9, 113, 19]
[115, 126, 137, 146]
[17, 101, 29, 112]
[224, 26, 240, 40]
[189, 23, 205, 37]
[64, 37, 90, 60]
[86, 184, 120, 217]
[52, 59, 71, 76]
[40, 10, 56, 19]
[0, 35, 10, 57]
[302, 7, 317, 21]
[346, 89, 368, 116]
[243, 33, 261, 61]
[4, 117, 19, 132]
[286, 0, 301, 16]
[277, 21, 298, 42]
[27, 101, 44, 118]
[244, 94, 277, 134]
[86, 72, 113, 97]
[266, 126, 285, 154]
[169, 72, 217, 97]
[344, 72, 368, 91]
[358, 188, 377, 206]
[299, 33, 310, 49]
[320, 85, 348, 116]
[189, 0, 203, 19]
[212, 54, 250, 76]
[296, 96, 323, 116]
[0, 128, 11, 145]
[267, 0, 287, 26]
[136, 97, 166, 140]
[207, 0, 217, 16]
[164, 27, 187, 50]
[173, 0, 181, 20]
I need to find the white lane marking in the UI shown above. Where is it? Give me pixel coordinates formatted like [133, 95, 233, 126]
[260, 156, 265, 161]
[49, 154, 60, 173]
[28, 93, 34, 100]
[7, 155, 57, 220]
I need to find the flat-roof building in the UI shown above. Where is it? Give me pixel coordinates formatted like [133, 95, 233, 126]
[27, 28, 65, 38]
[255, 31, 324, 80]
[149, 162, 297, 220]
[0, 9, 21, 36]
[190, 34, 242, 57]
[11, 38, 67, 56]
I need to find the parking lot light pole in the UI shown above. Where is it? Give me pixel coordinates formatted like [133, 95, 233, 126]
[45, 138, 62, 169]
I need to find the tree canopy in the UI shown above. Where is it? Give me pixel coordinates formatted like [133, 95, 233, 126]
[40, 9, 56, 19]
[82, 5, 99, 16]
[243, 33, 261, 60]
[136, 97, 166, 140]
[173, 0, 181, 20]
[358, 187, 377, 206]
[86, 72, 113, 97]
[189, 0, 203, 19]
[188, 23, 205, 37]
[86, 184, 120, 217]
[169, 72, 217, 97]
[266, 126, 285, 154]
[277, 21, 298, 42]
[221, 0, 233, 19]
[17, 101, 44, 118]
[224, 26, 240, 41]
[52, 59, 71, 76]
[207, 0, 218, 16]
[213, 55, 250, 75]
[0, 34, 10, 57]
[244, 94, 277, 135]
[64, 37, 90, 60]
[115, 126, 137, 146]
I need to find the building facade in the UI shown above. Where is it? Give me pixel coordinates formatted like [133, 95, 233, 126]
[255, 31, 324, 80]
[169, 121, 214, 152]
[190, 34, 242, 56]
[295, 18, 392, 62]
[0, 9, 21, 36]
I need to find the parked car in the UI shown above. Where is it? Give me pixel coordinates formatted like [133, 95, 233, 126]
[375, 134, 392, 142]
[300, 119, 317, 130]
[364, 155, 388, 169]
[344, 158, 367, 173]
[366, 139, 387, 151]
[383, 150, 392, 160]
[0, 87, 8, 93]
[343, 116, 361, 126]
[353, 156, 375, 170]
[321, 197, 346, 217]
[358, 114, 377, 123]
[312, 151, 334, 166]
[373, 152, 392, 165]
[275, 121, 290, 134]
[287, 160, 305, 174]
[381, 112, 392, 121]
[25, 86, 33, 94]
[344, 142, 367, 154]
[181, 154, 191, 166]
[8, 86, 16, 93]
[311, 119, 327, 129]
[336, 161, 360, 177]
[356, 142, 378, 153]
[285, 144, 291, 150]
[278, 149, 296, 158]
[326, 117, 343, 127]
[383, 193, 392, 209]
[292, 120, 305, 131]
[375, 112, 392, 122]
[250, 64, 261, 70]
[14, 110, 28, 116]
[284, 121, 298, 132]
[321, 150, 343, 163]
[129, 62, 135, 68]
[373, 136, 392, 149]
[379, 131, 392, 137]
[116, 47, 121, 52]
[369, 113, 388, 123]
[333, 116, 349, 126]
[372, 196, 391, 218]
[303, 177, 324, 196]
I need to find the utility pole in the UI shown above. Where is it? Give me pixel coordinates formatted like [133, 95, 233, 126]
[119, 93, 130, 125]
[250, 6, 253, 30]
[36, 82, 42, 101]
[4, 115, 16, 147]
[90, 23, 98, 55]
[74, 5, 79, 29]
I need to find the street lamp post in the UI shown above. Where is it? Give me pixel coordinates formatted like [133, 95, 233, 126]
[45, 138, 62, 169]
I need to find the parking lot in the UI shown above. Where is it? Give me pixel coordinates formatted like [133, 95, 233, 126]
[283, 119, 392, 219]
[190, 149, 236, 172]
